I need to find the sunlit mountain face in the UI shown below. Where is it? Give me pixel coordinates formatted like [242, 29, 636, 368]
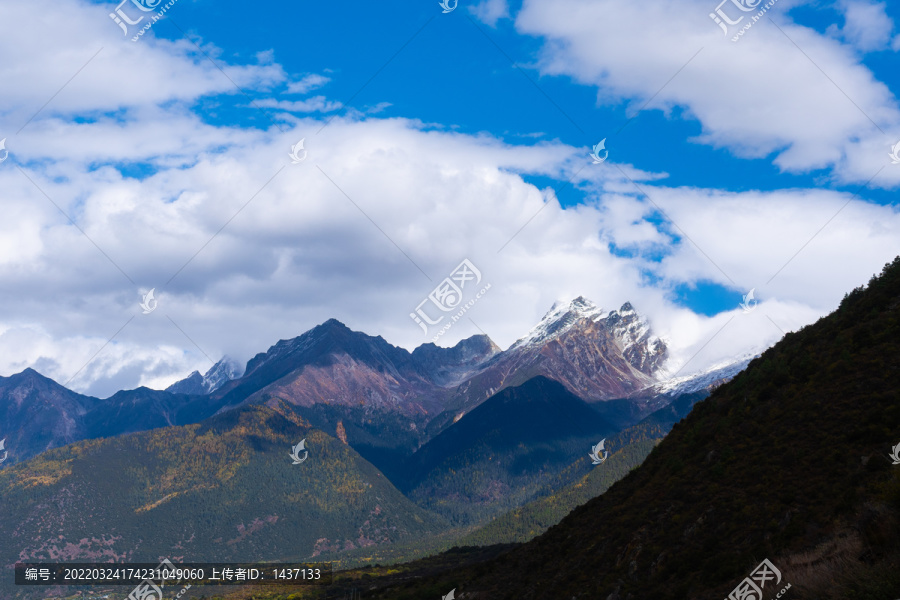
[0, 298, 749, 597]
[2, 298, 734, 471]
[2, 0, 899, 598]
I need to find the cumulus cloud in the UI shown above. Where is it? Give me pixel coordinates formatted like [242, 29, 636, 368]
[5, 109, 899, 395]
[829, 0, 895, 52]
[471, 0, 511, 26]
[0, 0, 898, 398]
[514, 0, 900, 186]
[0, 0, 286, 132]
[287, 73, 332, 95]
[256, 97, 343, 113]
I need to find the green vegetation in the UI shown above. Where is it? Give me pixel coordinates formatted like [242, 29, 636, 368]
[264, 256, 900, 600]
[458, 438, 657, 545]
[15, 251, 900, 600]
[0, 405, 447, 599]
[449, 390, 707, 546]
[400, 376, 617, 526]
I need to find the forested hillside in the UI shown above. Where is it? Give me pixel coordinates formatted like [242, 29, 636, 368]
[299, 258, 900, 600]
[0, 403, 446, 600]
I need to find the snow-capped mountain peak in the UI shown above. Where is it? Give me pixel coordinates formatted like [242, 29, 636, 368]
[509, 297, 667, 376]
[202, 356, 244, 393]
[511, 296, 608, 350]
[166, 356, 244, 395]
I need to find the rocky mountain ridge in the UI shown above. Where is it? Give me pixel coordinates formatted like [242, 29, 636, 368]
[0, 297, 738, 470]
[367, 256, 900, 600]
[166, 356, 244, 395]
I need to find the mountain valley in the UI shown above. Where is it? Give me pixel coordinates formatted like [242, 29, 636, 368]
[312, 257, 900, 600]
[0, 295, 754, 600]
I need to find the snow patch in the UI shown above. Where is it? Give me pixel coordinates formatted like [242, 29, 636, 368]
[650, 353, 757, 396]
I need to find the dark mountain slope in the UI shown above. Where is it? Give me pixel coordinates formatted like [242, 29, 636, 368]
[457, 391, 709, 547]
[354, 257, 900, 600]
[457, 438, 658, 547]
[0, 368, 98, 466]
[0, 369, 241, 466]
[82, 386, 232, 438]
[209, 322, 500, 475]
[399, 376, 615, 525]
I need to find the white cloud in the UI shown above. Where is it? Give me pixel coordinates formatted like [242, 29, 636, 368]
[0, 0, 898, 399]
[830, 0, 895, 52]
[471, 0, 511, 26]
[256, 97, 343, 113]
[4, 110, 899, 395]
[0, 1, 286, 133]
[514, 0, 900, 187]
[286, 73, 331, 95]
[594, 182, 900, 369]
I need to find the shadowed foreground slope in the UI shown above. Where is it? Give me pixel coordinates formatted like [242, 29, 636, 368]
[334, 257, 900, 600]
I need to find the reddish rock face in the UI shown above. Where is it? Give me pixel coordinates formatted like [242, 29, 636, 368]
[232, 298, 667, 432]
[441, 298, 668, 421]
[3, 298, 670, 466]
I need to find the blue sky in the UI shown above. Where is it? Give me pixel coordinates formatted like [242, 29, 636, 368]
[0, 0, 898, 395]
[144, 0, 900, 199]
[137, 0, 900, 320]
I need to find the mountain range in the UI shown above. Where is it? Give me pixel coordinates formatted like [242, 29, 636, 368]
[1, 297, 708, 473]
[0, 295, 754, 600]
[0, 368, 233, 465]
[326, 257, 900, 600]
